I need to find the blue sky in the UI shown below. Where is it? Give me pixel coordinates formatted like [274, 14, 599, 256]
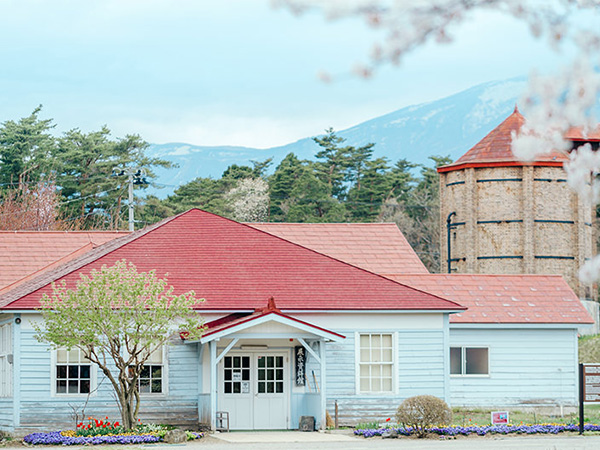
[0, 0, 580, 148]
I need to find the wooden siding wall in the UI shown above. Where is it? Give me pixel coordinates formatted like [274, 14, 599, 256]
[449, 328, 578, 407]
[0, 398, 13, 429]
[324, 330, 446, 425]
[17, 327, 200, 431]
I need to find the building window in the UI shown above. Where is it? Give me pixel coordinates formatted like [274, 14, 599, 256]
[129, 348, 164, 394]
[56, 348, 91, 394]
[358, 333, 394, 393]
[0, 323, 12, 397]
[223, 356, 250, 394]
[450, 347, 489, 375]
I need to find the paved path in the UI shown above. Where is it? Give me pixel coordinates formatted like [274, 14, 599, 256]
[8, 432, 600, 449]
[170, 431, 600, 449]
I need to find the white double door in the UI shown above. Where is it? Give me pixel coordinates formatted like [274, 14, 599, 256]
[218, 351, 289, 430]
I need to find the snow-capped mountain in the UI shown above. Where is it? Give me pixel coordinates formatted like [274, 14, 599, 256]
[147, 77, 529, 197]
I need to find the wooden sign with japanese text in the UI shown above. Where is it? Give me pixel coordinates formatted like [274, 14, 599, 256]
[583, 364, 600, 402]
[295, 346, 306, 386]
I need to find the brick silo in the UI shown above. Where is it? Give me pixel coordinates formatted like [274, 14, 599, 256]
[438, 106, 596, 300]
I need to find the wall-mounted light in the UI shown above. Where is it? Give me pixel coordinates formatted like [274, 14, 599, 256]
[15, 318, 21, 324]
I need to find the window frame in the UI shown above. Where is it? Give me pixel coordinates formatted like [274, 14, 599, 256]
[0, 322, 12, 398]
[129, 346, 169, 397]
[51, 347, 97, 398]
[450, 346, 490, 377]
[355, 332, 397, 395]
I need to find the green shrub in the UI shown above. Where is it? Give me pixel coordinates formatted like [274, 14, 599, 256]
[396, 395, 452, 437]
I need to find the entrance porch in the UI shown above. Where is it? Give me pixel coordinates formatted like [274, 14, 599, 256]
[191, 300, 344, 430]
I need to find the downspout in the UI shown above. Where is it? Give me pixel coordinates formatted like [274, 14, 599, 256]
[446, 212, 457, 274]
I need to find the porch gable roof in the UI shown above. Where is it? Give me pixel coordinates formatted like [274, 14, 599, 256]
[198, 299, 345, 343]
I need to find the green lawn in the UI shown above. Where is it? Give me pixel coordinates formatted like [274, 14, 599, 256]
[580, 334, 600, 364]
[450, 405, 600, 426]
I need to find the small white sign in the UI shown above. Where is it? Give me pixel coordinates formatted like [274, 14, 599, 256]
[232, 371, 242, 381]
[491, 411, 509, 425]
[241, 381, 250, 394]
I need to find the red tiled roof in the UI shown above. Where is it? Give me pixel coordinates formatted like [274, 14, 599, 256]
[0, 231, 129, 290]
[438, 107, 568, 173]
[248, 222, 428, 275]
[565, 126, 600, 142]
[388, 274, 593, 325]
[0, 209, 464, 312]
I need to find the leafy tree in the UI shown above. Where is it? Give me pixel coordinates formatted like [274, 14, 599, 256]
[163, 177, 229, 217]
[54, 127, 172, 229]
[285, 167, 347, 222]
[0, 106, 56, 187]
[382, 155, 452, 272]
[225, 177, 269, 222]
[0, 177, 64, 230]
[268, 153, 307, 221]
[346, 157, 390, 221]
[313, 128, 351, 199]
[34, 260, 204, 430]
[345, 141, 376, 191]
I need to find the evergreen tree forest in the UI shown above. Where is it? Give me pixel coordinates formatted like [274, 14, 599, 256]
[0, 110, 451, 272]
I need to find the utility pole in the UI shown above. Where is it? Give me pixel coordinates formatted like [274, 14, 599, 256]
[111, 167, 147, 231]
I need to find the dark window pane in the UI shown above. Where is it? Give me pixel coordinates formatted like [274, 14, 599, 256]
[151, 366, 162, 378]
[466, 348, 488, 375]
[57, 365, 67, 379]
[233, 382, 241, 394]
[276, 369, 283, 380]
[242, 369, 250, 381]
[276, 382, 283, 393]
[141, 366, 150, 378]
[80, 380, 90, 393]
[276, 356, 283, 367]
[80, 365, 90, 379]
[258, 370, 265, 381]
[233, 356, 241, 368]
[57, 380, 67, 393]
[267, 356, 274, 368]
[242, 357, 250, 368]
[258, 357, 265, 368]
[224, 370, 232, 381]
[68, 365, 78, 378]
[151, 380, 162, 393]
[450, 348, 462, 375]
[68, 380, 79, 394]
[224, 382, 232, 394]
[258, 382, 265, 393]
[224, 356, 231, 368]
[140, 379, 150, 393]
[267, 369, 274, 381]
[267, 382, 274, 393]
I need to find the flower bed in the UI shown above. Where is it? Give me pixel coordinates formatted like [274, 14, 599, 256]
[23, 432, 162, 445]
[354, 423, 600, 438]
[23, 424, 204, 446]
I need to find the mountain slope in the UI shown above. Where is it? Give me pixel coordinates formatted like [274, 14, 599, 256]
[147, 77, 529, 197]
